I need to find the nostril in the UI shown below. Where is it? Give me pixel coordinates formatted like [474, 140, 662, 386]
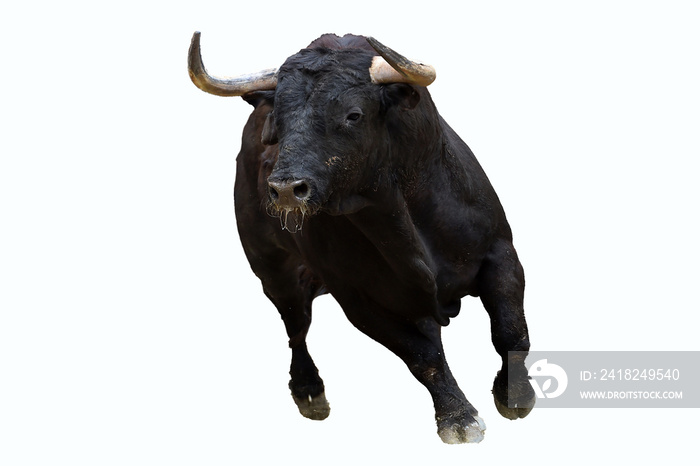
[268, 178, 311, 207]
[293, 182, 309, 200]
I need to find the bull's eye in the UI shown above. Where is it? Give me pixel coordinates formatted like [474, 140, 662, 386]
[346, 107, 363, 123]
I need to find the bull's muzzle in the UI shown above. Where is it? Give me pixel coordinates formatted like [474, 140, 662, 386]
[267, 178, 315, 233]
[268, 178, 312, 210]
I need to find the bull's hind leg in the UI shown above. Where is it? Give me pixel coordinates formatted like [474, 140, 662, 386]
[249, 250, 330, 420]
[340, 300, 486, 443]
[477, 239, 535, 419]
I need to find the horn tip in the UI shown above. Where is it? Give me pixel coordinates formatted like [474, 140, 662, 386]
[191, 31, 201, 45]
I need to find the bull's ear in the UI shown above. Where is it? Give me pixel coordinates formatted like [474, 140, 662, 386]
[242, 90, 275, 109]
[261, 111, 278, 145]
[381, 83, 420, 110]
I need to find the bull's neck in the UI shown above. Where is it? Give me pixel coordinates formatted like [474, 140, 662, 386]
[389, 112, 465, 210]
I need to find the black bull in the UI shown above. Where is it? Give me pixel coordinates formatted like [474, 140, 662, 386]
[188, 32, 535, 443]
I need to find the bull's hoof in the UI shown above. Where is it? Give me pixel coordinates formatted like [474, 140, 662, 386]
[437, 414, 486, 444]
[494, 392, 535, 420]
[492, 369, 535, 420]
[292, 391, 330, 420]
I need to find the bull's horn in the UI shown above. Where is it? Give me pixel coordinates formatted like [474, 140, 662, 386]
[188, 31, 278, 97]
[366, 36, 436, 87]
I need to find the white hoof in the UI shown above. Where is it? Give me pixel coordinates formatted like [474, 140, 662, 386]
[438, 416, 486, 444]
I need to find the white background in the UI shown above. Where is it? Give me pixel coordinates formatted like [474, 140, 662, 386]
[2, 0, 698, 464]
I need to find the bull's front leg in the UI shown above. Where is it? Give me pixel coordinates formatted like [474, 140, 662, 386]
[245, 246, 330, 421]
[412, 318, 487, 443]
[337, 293, 487, 444]
[477, 239, 535, 419]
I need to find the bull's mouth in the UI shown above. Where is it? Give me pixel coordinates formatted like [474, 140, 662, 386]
[267, 205, 311, 233]
[266, 195, 322, 233]
[266, 192, 374, 233]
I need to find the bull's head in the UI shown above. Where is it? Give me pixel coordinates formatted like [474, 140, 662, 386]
[188, 32, 436, 231]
